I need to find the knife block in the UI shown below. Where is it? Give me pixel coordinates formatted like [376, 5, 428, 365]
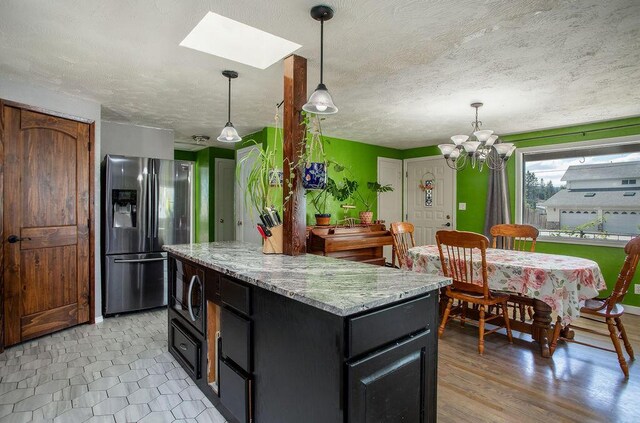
[263, 225, 283, 254]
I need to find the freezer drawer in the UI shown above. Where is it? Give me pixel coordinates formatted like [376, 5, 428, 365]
[104, 252, 168, 315]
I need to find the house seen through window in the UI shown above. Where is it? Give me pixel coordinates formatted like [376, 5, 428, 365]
[520, 143, 640, 243]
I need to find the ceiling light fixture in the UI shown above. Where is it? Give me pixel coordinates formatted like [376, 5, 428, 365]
[192, 135, 210, 145]
[217, 70, 242, 143]
[303, 5, 338, 115]
[438, 103, 515, 171]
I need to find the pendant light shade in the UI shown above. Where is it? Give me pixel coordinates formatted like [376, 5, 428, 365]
[217, 70, 242, 143]
[218, 123, 241, 143]
[303, 5, 338, 115]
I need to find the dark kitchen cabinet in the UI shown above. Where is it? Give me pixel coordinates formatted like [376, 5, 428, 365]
[168, 253, 439, 423]
[347, 331, 432, 423]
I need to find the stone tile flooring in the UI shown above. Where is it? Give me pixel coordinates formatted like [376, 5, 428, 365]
[0, 309, 227, 422]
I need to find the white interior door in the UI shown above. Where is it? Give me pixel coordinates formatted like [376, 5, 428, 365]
[215, 158, 235, 241]
[235, 146, 262, 245]
[404, 157, 455, 246]
[377, 157, 403, 263]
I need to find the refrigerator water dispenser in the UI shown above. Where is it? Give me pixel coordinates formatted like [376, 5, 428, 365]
[112, 189, 137, 228]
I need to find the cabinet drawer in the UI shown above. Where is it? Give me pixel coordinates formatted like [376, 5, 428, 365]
[221, 276, 251, 315]
[220, 358, 251, 423]
[221, 307, 252, 373]
[347, 294, 433, 358]
[170, 320, 201, 379]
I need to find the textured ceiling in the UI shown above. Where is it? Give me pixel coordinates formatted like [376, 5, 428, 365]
[1, 0, 639, 150]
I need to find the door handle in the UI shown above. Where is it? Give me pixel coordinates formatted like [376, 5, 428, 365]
[237, 221, 243, 226]
[114, 257, 168, 263]
[443, 222, 451, 227]
[7, 235, 31, 243]
[219, 219, 224, 223]
[187, 275, 201, 322]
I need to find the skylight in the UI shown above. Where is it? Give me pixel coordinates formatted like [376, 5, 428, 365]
[180, 12, 302, 70]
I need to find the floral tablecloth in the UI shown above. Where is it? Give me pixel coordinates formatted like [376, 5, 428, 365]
[406, 245, 606, 324]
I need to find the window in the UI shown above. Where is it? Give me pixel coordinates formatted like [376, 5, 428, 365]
[517, 141, 640, 244]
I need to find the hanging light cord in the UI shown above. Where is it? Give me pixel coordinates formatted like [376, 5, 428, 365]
[320, 18, 324, 84]
[227, 77, 232, 124]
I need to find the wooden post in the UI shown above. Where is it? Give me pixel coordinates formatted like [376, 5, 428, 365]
[283, 54, 307, 256]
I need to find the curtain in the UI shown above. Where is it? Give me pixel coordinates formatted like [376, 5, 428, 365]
[483, 148, 511, 241]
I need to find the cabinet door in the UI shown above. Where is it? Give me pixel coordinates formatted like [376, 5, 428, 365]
[347, 331, 432, 423]
[221, 307, 252, 373]
[219, 358, 251, 423]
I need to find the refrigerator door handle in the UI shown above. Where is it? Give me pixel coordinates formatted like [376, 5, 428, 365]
[113, 257, 168, 264]
[153, 173, 159, 238]
[146, 174, 153, 238]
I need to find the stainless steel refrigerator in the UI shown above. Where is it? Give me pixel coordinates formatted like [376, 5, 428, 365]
[102, 155, 193, 316]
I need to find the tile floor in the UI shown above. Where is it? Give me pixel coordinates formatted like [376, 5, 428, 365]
[0, 310, 227, 423]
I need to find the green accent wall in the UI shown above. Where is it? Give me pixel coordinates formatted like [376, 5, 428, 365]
[175, 148, 234, 243]
[176, 115, 640, 307]
[403, 117, 640, 307]
[236, 127, 403, 224]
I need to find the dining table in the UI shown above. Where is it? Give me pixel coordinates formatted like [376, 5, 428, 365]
[406, 245, 607, 357]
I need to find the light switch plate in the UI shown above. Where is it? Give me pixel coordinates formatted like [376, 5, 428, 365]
[635, 284, 640, 295]
[458, 203, 467, 211]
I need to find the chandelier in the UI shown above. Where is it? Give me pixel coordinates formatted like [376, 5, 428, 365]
[438, 102, 515, 171]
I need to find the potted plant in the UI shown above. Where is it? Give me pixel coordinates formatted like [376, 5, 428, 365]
[354, 182, 394, 224]
[236, 139, 284, 217]
[308, 164, 358, 226]
[300, 112, 327, 190]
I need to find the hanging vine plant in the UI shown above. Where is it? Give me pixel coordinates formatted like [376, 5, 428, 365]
[300, 112, 328, 190]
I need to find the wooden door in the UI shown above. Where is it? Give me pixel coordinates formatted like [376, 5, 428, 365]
[2, 104, 91, 346]
[404, 157, 455, 246]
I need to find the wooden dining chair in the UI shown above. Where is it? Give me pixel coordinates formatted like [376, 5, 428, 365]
[550, 236, 639, 378]
[490, 223, 539, 251]
[436, 230, 513, 355]
[390, 222, 415, 268]
[490, 224, 540, 321]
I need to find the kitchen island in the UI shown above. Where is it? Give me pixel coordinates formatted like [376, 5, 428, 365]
[164, 241, 450, 423]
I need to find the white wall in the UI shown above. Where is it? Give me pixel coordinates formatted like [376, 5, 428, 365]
[101, 121, 174, 160]
[0, 78, 103, 320]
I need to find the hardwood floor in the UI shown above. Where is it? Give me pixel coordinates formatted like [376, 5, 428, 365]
[437, 313, 639, 422]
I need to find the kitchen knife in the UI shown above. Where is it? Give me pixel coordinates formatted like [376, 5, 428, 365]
[258, 223, 273, 237]
[256, 224, 268, 240]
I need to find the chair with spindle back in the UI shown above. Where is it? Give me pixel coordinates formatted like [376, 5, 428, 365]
[550, 236, 639, 378]
[490, 224, 539, 321]
[390, 222, 415, 268]
[436, 230, 513, 355]
[490, 224, 539, 251]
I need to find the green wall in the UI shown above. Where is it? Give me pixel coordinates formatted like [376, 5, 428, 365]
[177, 115, 640, 307]
[175, 147, 234, 242]
[403, 116, 640, 307]
[236, 127, 403, 224]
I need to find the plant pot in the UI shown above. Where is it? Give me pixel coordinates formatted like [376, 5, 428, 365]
[302, 162, 327, 190]
[359, 211, 373, 225]
[315, 213, 331, 226]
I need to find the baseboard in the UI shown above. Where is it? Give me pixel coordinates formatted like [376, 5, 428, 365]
[94, 315, 104, 324]
[623, 304, 640, 316]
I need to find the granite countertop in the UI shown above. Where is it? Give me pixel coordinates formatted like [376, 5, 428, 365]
[164, 241, 450, 317]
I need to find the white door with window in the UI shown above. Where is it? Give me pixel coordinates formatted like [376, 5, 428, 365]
[377, 157, 403, 263]
[404, 157, 455, 246]
[215, 158, 236, 241]
[235, 146, 262, 244]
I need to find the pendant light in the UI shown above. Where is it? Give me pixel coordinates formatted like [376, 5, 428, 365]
[303, 5, 338, 115]
[217, 70, 242, 143]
